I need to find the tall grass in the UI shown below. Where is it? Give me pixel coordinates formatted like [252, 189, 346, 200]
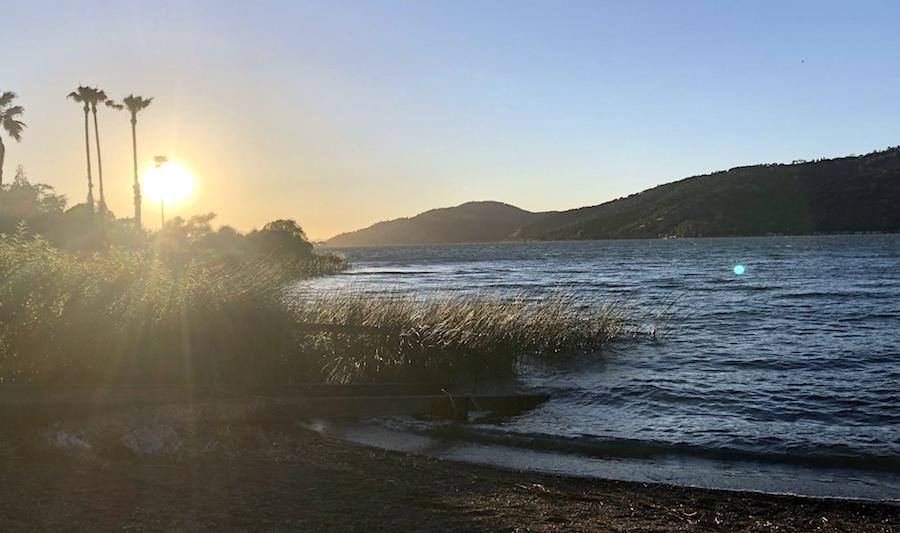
[290, 291, 634, 383]
[0, 234, 638, 386]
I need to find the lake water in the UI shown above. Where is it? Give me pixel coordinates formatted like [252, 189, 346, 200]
[305, 235, 900, 501]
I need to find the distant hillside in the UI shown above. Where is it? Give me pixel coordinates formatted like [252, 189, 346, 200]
[326, 201, 552, 246]
[513, 147, 900, 241]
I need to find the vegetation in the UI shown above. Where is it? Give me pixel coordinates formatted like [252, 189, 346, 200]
[513, 147, 900, 240]
[0, 167, 351, 381]
[106, 94, 153, 227]
[0, 232, 293, 385]
[0, 228, 628, 386]
[0, 172, 633, 386]
[0, 91, 26, 187]
[291, 292, 632, 384]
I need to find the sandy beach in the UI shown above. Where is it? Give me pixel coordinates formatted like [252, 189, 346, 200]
[1, 403, 897, 532]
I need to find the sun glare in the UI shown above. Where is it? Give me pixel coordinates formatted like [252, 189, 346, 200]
[141, 161, 195, 204]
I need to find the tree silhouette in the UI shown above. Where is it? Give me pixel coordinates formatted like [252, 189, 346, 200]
[0, 166, 66, 235]
[108, 95, 153, 227]
[67, 86, 96, 210]
[0, 91, 26, 188]
[248, 219, 314, 257]
[88, 88, 110, 214]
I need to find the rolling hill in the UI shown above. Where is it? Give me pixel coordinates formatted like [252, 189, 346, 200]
[513, 147, 900, 240]
[326, 201, 552, 246]
[326, 147, 900, 245]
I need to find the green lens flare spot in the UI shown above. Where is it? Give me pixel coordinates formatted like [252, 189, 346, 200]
[733, 264, 746, 275]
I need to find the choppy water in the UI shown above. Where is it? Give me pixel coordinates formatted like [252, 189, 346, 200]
[305, 235, 900, 500]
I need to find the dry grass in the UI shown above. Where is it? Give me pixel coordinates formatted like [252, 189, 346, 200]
[290, 291, 638, 383]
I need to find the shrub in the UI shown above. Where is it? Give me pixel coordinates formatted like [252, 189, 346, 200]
[0, 233, 327, 385]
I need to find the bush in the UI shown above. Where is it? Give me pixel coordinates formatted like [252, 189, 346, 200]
[0, 233, 326, 385]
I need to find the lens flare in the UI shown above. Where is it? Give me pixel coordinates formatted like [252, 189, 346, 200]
[733, 264, 746, 275]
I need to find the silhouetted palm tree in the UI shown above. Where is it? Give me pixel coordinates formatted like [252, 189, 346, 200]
[88, 88, 110, 214]
[0, 91, 26, 188]
[108, 95, 153, 227]
[67, 86, 96, 209]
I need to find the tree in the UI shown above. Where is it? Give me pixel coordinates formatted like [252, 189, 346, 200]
[0, 166, 66, 236]
[0, 91, 26, 188]
[107, 95, 153, 227]
[88, 88, 110, 214]
[67, 86, 96, 210]
[248, 219, 314, 257]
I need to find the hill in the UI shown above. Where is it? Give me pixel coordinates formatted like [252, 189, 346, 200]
[513, 147, 900, 240]
[326, 201, 552, 246]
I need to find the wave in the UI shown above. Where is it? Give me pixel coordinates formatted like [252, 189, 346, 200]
[345, 270, 438, 276]
[396, 424, 900, 473]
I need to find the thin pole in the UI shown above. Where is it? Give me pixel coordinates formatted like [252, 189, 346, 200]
[154, 155, 168, 228]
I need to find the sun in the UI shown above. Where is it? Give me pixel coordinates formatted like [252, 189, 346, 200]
[141, 160, 195, 204]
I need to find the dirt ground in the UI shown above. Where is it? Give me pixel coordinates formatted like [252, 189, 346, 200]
[1, 421, 898, 532]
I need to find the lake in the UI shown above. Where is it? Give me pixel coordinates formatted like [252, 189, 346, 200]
[304, 235, 900, 501]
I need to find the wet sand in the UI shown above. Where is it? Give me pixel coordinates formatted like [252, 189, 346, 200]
[1, 417, 898, 532]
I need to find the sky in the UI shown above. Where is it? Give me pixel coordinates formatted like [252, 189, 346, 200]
[4, 0, 900, 239]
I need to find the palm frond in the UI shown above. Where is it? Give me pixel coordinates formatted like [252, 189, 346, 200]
[2, 115, 25, 141]
[0, 97, 25, 140]
[67, 86, 95, 105]
[92, 88, 108, 104]
[3, 105, 24, 118]
[0, 91, 17, 108]
[123, 94, 154, 114]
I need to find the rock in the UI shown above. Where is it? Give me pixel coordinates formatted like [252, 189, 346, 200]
[46, 430, 92, 452]
[121, 426, 182, 456]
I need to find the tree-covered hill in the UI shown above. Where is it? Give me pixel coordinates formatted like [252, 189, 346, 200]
[513, 147, 900, 240]
[326, 201, 552, 246]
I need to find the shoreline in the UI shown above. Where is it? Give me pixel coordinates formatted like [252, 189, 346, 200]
[311, 418, 900, 505]
[2, 403, 897, 531]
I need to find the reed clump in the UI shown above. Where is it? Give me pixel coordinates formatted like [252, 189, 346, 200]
[291, 291, 633, 383]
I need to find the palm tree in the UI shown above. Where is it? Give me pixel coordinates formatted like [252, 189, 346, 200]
[88, 88, 110, 214]
[67, 86, 95, 209]
[108, 95, 153, 227]
[0, 91, 26, 188]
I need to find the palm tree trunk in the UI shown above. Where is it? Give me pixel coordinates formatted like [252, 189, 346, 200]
[83, 108, 94, 210]
[92, 106, 106, 214]
[0, 136, 5, 188]
[131, 116, 142, 227]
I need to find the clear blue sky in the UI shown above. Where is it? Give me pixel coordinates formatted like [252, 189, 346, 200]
[5, 0, 900, 237]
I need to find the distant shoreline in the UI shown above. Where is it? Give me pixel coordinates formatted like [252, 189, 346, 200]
[318, 230, 900, 249]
